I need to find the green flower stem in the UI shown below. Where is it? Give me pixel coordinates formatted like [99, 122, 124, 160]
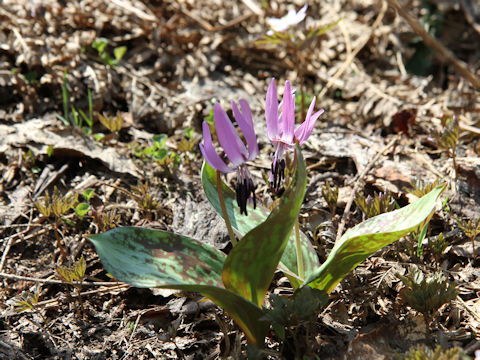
[292, 147, 304, 279]
[295, 218, 304, 279]
[217, 170, 237, 246]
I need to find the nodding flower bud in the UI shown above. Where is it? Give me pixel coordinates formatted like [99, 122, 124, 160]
[199, 100, 258, 215]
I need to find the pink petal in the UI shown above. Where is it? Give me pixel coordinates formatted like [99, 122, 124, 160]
[294, 97, 324, 145]
[199, 121, 234, 173]
[280, 80, 295, 144]
[214, 103, 248, 167]
[232, 99, 258, 161]
[266, 78, 279, 140]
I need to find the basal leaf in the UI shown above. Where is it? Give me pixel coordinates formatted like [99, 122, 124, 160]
[88, 227, 268, 346]
[89, 227, 225, 287]
[304, 184, 446, 293]
[222, 146, 307, 307]
[201, 154, 318, 288]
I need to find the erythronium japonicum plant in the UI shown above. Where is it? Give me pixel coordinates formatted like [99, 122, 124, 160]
[266, 77, 324, 279]
[88, 80, 447, 351]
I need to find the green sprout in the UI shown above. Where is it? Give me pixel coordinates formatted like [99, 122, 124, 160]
[22, 149, 41, 174]
[400, 344, 469, 360]
[398, 265, 456, 340]
[56, 71, 94, 134]
[321, 180, 338, 216]
[56, 256, 87, 318]
[435, 114, 459, 180]
[354, 191, 397, 219]
[13, 286, 49, 326]
[262, 286, 327, 358]
[176, 127, 197, 153]
[133, 134, 180, 174]
[405, 178, 440, 197]
[98, 113, 124, 133]
[130, 181, 160, 220]
[14, 288, 41, 314]
[428, 232, 448, 269]
[91, 38, 127, 66]
[96, 209, 121, 232]
[456, 217, 480, 259]
[34, 187, 78, 260]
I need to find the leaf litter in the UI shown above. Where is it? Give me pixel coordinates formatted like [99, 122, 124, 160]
[1, 0, 480, 358]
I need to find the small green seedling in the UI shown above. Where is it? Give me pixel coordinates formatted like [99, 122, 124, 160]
[398, 265, 456, 340]
[96, 209, 121, 232]
[176, 127, 197, 153]
[399, 344, 469, 360]
[14, 288, 41, 314]
[34, 186, 78, 219]
[22, 149, 41, 174]
[262, 286, 327, 357]
[428, 232, 448, 269]
[34, 187, 78, 260]
[74, 189, 95, 218]
[456, 217, 480, 259]
[354, 191, 397, 219]
[406, 179, 440, 197]
[130, 181, 160, 220]
[204, 99, 217, 126]
[56, 256, 87, 317]
[13, 286, 49, 326]
[56, 71, 94, 134]
[321, 180, 338, 216]
[133, 134, 180, 174]
[435, 114, 459, 180]
[91, 38, 127, 66]
[98, 113, 124, 133]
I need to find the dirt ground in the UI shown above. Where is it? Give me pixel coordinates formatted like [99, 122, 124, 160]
[1, 0, 480, 359]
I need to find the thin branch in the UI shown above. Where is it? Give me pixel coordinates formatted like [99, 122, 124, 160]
[386, 0, 480, 90]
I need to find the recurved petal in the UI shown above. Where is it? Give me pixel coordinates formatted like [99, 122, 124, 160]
[293, 4, 308, 23]
[266, 78, 279, 140]
[199, 121, 234, 173]
[214, 103, 248, 167]
[294, 97, 324, 145]
[280, 80, 295, 143]
[232, 99, 258, 160]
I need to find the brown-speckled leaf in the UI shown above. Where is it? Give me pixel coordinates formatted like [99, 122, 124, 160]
[88, 227, 268, 346]
[304, 184, 446, 293]
[222, 146, 307, 307]
[89, 227, 225, 287]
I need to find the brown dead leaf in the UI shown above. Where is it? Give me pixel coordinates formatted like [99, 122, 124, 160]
[0, 118, 140, 177]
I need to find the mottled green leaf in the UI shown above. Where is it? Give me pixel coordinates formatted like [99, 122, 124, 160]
[201, 153, 318, 288]
[222, 146, 307, 307]
[88, 227, 268, 346]
[304, 184, 446, 293]
[89, 227, 225, 287]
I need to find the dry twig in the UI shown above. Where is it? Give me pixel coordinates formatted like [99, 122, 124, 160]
[386, 0, 480, 90]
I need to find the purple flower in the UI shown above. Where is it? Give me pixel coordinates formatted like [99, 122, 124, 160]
[200, 100, 258, 215]
[266, 4, 308, 35]
[265, 78, 324, 189]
